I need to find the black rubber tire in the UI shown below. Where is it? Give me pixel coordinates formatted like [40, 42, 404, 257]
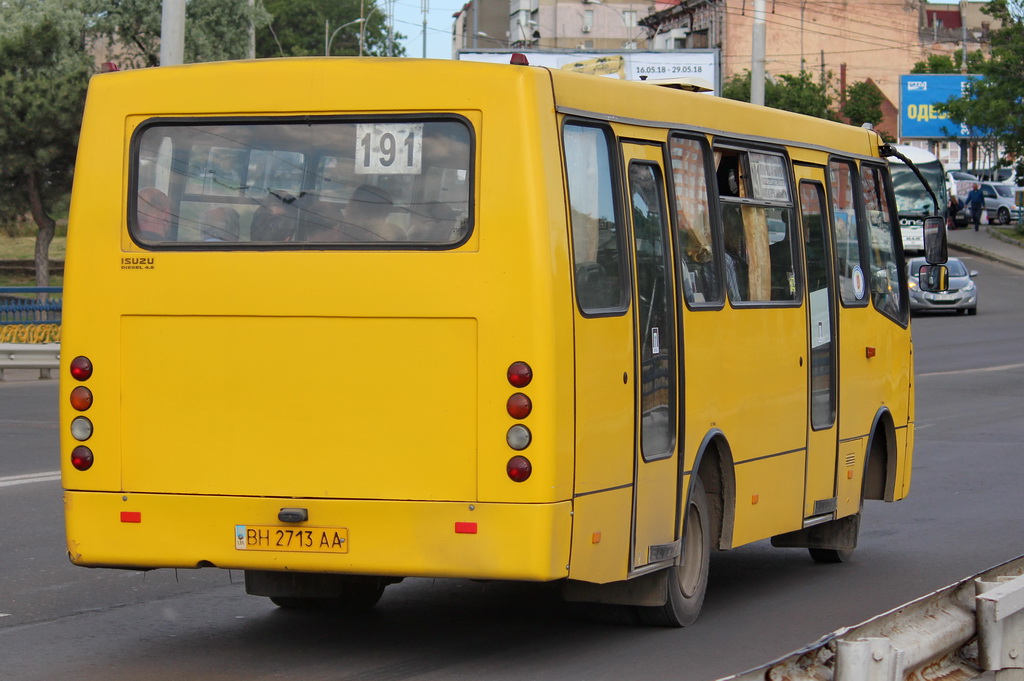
[967, 307, 978, 316]
[636, 477, 711, 627]
[269, 577, 387, 611]
[808, 547, 853, 563]
[998, 207, 1011, 225]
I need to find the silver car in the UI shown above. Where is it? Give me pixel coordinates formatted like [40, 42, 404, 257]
[906, 257, 979, 315]
[980, 181, 1019, 225]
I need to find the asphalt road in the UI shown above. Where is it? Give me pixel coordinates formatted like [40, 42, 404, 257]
[2, 251, 1023, 681]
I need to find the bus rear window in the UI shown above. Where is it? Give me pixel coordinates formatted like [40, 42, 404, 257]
[131, 117, 473, 247]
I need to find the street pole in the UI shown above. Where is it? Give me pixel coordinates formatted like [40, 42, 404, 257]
[160, 0, 186, 66]
[751, 0, 766, 106]
[422, 0, 428, 58]
[248, 0, 256, 59]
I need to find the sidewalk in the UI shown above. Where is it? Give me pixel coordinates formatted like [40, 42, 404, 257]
[946, 223, 1024, 271]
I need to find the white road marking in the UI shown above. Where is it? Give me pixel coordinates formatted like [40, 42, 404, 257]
[0, 471, 61, 488]
[918, 362, 1024, 378]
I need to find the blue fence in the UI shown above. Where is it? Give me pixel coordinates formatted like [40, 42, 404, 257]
[0, 287, 62, 325]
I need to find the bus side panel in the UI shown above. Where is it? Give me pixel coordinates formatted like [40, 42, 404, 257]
[836, 307, 912, 493]
[567, 488, 634, 583]
[731, 452, 805, 547]
[64, 491, 572, 581]
[835, 438, 865, 518]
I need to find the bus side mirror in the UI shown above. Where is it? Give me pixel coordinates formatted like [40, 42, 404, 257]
[918, 264, 949, 293]
[922, 216, 947, 264]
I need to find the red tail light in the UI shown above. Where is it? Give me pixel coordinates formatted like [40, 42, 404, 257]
[506, 456, 532, 482]
[70, 356, 93, 381]
[506, 393, 532, 419]
[71, 446, 94, 471]
[507, 362, 532, 388]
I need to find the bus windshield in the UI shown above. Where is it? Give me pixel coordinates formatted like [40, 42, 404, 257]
[891, 160, 944, 214]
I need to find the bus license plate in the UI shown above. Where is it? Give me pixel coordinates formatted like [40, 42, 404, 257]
[235, 525, 348, 553]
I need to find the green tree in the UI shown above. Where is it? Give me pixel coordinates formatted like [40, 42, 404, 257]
[722, 69, 835, 120]
[87, 0, 271, 68]
[842, 79, 895, 141]
[937, 0, 1024, 177]
[911, 50, 986, 75]
[0, 0, 93, 285]
[258, 0, 404, 57]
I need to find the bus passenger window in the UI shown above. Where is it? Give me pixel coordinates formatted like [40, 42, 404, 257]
[669, 135, 720, 305]
[564, 123, 628, 313]
[716, 148, 797, 304]
[130, 118, 472, 249]
[861, 163, 905, 322]
[830, 159, 866, 305]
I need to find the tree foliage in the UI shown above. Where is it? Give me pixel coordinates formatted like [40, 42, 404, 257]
[722, 69, 836, 120]
[0, 0, 93, 284]
[937, 0, 1024, 178]
[842, 80, 883, 127]
[911, 50, 986, 75]
[258, 0, 404, 57]
[87, 0, 272, 68]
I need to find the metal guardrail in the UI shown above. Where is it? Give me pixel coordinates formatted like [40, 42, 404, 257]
[719, 554, 1024, 681]
[0, 287, 62, 380]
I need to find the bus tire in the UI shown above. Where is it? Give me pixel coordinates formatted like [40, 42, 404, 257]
[808, 547, 853, 563]
[636, 477, 711, 627]
[269, 576, 387, 611]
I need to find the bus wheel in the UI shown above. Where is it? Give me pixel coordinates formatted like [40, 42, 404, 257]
[269, 577, 387, 611]
[637, 477, 711, 627]
[808, 547, 853, 563]
[270, 596, 322, 609]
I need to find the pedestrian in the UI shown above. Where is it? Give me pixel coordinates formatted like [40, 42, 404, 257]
[965, 183, 985, 232]
[947, 194, 963, 230]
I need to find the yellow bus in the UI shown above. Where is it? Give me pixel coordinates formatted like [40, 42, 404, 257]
[60, 56, 944, 627]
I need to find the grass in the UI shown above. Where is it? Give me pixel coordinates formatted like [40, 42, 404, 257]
[0, 234, 66, 287]
[0, 234, 66, 260]
[992, 226, 1024, 245]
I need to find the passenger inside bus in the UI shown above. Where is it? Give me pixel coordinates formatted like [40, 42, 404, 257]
[296, 198, 344, 241]
[407, 201, 459, 242]
[337, 184, 406, 242]
[723, 208, 748, 302]
[137, 187, 173, 241]
[250, 193, 298, 242]
[199, 206, 241, 241]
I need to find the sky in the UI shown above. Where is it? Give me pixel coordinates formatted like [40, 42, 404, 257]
[389, 0, 462, 59]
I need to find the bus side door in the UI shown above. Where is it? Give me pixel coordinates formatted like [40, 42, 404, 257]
[794, 166, 839, 518]
[622, 141, 681, 571]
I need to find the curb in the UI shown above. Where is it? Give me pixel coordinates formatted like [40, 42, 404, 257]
[948, 227, 1024, 272]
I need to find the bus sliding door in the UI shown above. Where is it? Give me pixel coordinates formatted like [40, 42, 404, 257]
[622, 141, 680, 572]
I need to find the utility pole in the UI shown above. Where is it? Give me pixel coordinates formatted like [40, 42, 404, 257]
[248, 0, 256, 59]
[961, 22, 968, 73]
[422, 0, 428, 58]
[751, 0, 766, 106]
[160, 0, 186, 66]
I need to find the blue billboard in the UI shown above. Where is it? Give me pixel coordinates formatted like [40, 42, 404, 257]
[900, 74, 978, 139]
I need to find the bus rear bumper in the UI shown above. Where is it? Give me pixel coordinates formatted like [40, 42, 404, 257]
[63, 491, 572, 582]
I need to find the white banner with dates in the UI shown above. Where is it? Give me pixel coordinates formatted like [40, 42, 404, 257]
[458, 50, 720, 95]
